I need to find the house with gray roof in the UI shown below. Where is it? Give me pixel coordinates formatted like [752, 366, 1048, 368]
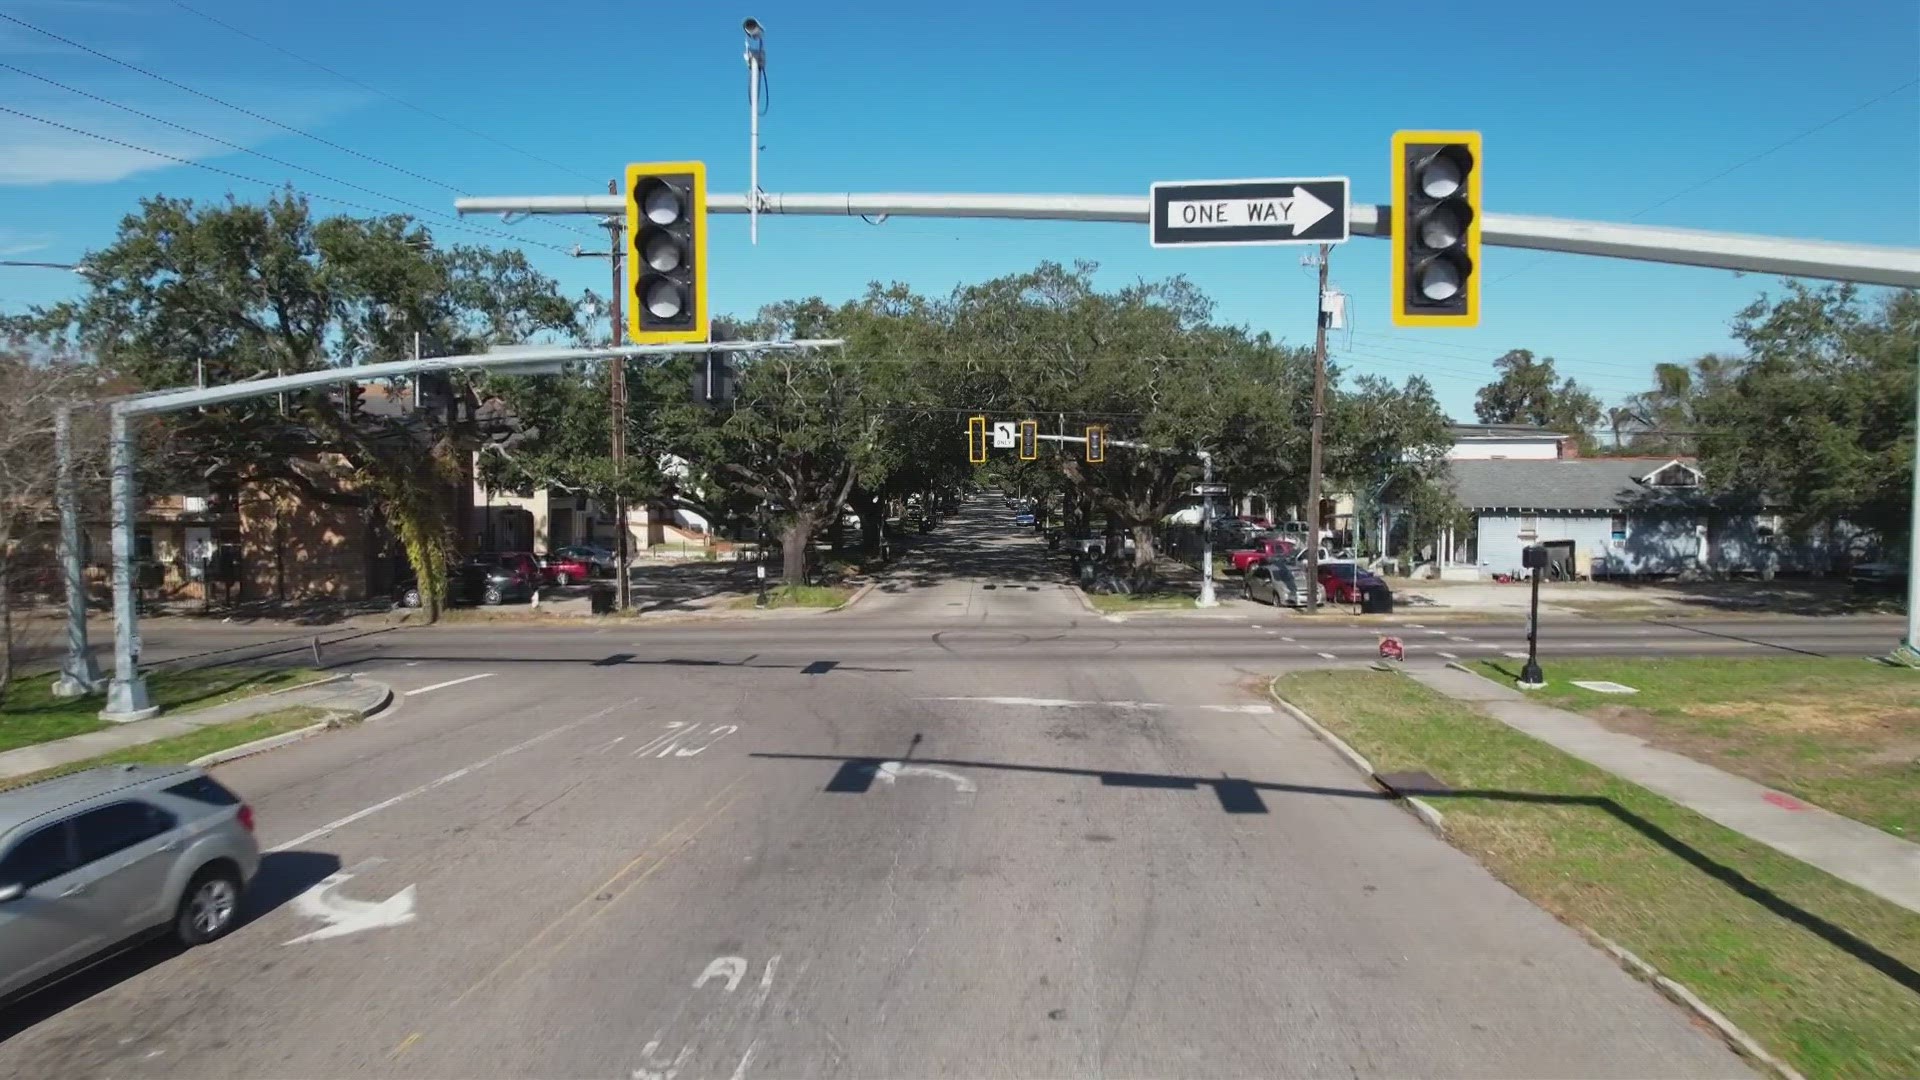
[1447, 456, 1813, 579]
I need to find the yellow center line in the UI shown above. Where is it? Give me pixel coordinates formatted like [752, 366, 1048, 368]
[389, 1032, 422, 1059]
[450, 774, 748, 1007]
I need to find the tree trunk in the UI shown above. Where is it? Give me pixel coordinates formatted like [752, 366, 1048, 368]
[1131, 523, 1158, 573]
[853, 492, 884, 557]
[781, 511, 814, 585]
[0, 558, 13, 708]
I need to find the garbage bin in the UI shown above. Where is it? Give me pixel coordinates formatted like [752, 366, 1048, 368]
[1361, 585, 1394, 614]
[589, 583, 616, 615]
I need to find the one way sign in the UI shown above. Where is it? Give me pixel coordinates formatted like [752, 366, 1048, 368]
[1150, 177, 1350, 248]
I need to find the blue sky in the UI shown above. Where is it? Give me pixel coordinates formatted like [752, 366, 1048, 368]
[2, 0, 1915, 422]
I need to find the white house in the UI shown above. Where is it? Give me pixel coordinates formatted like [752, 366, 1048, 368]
[1448, 456, 1818, 579]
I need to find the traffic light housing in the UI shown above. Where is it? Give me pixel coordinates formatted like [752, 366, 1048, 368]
[967, 416, 988, 464]
[1391, 131, 1480, 327]
[1018, 420, 1038, 461]
[625, 161, 708, 344]
[1085, 425, 1104, 463]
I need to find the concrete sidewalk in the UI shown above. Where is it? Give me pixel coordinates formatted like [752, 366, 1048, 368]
[1403, 663, 1920, 914]
[0, 676, 392, 781]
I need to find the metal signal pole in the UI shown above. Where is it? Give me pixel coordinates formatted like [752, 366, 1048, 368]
[607, 178, 632, 613]
[1305, 243, 1330, 614]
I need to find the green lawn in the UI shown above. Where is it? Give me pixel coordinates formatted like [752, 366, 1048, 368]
[1087, 590, 1196, 613]
[1273, 669, 1920, 1080]
[0, 666, 323, 755]
[729, 583, 856, 610]
[1475, 656, 1920, 838]
[0, 706, 330, 792]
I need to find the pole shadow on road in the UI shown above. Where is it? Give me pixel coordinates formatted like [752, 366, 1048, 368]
[757, 751, 1920, 994]
[0, 850, 342, 1043]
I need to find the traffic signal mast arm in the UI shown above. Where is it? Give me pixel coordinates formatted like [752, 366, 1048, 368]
[458, 192, 1920, 288]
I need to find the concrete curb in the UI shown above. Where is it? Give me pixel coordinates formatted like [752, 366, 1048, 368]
[1265, 678, 1449, 839]
[266, 672, 352, 696]
[1585, 931, 1808, 1080]
[188, 679, 394, 769]
[188, 721, 334, 768]
[831, 580, 879, 612]
[1069, 585, 1102, 617]
[1282, 669, 1800, 1079]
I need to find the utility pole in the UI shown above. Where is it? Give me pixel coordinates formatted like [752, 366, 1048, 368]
[607, 178, 632, 613]
[1305, 243, 1331, 614]
[51, 405, 101, 698]
[1198, 450, 1217, 607]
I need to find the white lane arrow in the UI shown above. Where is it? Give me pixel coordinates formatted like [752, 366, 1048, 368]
[283, 871, 416, 945]
[876, 760, 977, 794]
[1286, 185, 1335, 235]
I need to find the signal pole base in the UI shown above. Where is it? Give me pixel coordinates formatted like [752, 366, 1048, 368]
[100, 674, 157, 723]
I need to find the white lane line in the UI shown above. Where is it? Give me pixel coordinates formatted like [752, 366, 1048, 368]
[1401, 623, 1425, 629]
[1451, 636, 1475, 642]
[1317, 652, 1337, 660]
[1197, 703, 1275, 714]
[405, 673, 495, 696]
[1424, 630, 1450, 636]
[1281, 636, 1296, 642]
[264, 703, 623, 853]
[1266, 630, 1280, 636]
[1504, 650, 1531, 659]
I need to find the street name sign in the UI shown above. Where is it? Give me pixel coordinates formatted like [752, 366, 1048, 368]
[1150, 177, 1350, 248]
[1191, 483, 1229, 496]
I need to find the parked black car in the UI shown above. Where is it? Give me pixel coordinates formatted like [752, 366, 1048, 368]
[394, 552, 541, 608]
[1849, 554, 1910, 595]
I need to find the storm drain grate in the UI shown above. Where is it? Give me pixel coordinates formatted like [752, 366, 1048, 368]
[1373, 770, 1453, 798]
[1570, 680, 1638, 694]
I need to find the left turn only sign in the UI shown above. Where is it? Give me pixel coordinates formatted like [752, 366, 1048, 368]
[1150, 177, 1350, 248]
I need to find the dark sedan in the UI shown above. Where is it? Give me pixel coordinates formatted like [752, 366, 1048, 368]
[394, 553, 542, 608]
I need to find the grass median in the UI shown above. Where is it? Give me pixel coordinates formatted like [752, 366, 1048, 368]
[1086, 591, 1196, 613]
[1273, 669, 1920, 1080]
[728, 583, 855, 610]
[0, 666, 324, 756]
[0, 705, 331, 792]
[1475, 656, 1919, 838]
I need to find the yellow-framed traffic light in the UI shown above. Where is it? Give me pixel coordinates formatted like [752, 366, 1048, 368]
[1085, 425, 1104, 463]
[625, 161, 708, 344]
[1391, 131, 1480, 327]
[967, 416, 988, 464]
[1018, 420, 1038, 461]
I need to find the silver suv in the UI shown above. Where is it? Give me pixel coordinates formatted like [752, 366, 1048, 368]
[0, 764, 259, 1003]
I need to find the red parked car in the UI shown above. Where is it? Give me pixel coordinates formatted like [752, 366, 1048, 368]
[1316, 561, 1386, 604]
[1228, 535, 1299, 573]
[538, 552, 595, 587]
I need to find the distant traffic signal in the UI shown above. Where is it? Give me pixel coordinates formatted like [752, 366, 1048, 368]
[967, 416, 988, 464]
[1085, 425, 1104, 463]
[1391, 131, 1480, 327]
[625, 161, 708, 344]
[1018, 420, 1038, 461]
[690, 353, 736, 407]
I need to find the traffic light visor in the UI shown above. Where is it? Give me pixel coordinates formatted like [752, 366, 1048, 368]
[1416, 146, 1472, 199]
[644, 280, 687, 319]
[1416, 203, 1471, 249]
[1415, 253, 1469, 301]
[642, 230, 684, 272]
[639, 180, 683, 226]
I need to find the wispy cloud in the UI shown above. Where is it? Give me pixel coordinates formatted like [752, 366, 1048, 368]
[0, 79, 370, 186]
[0, 228, 56, 256]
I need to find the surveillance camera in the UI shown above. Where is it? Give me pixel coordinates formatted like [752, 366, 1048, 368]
[742, 17, 763, 37]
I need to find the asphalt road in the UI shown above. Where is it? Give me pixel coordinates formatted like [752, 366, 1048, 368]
[0, 500, 1768, 1078]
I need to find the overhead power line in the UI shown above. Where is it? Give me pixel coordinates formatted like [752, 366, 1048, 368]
[0, 11, 592, 241]
[169, 0, 599, 186]
[1491, 76, 1920, 285]
[0, 104, 574, 254]
[1, 62, 565, 252]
